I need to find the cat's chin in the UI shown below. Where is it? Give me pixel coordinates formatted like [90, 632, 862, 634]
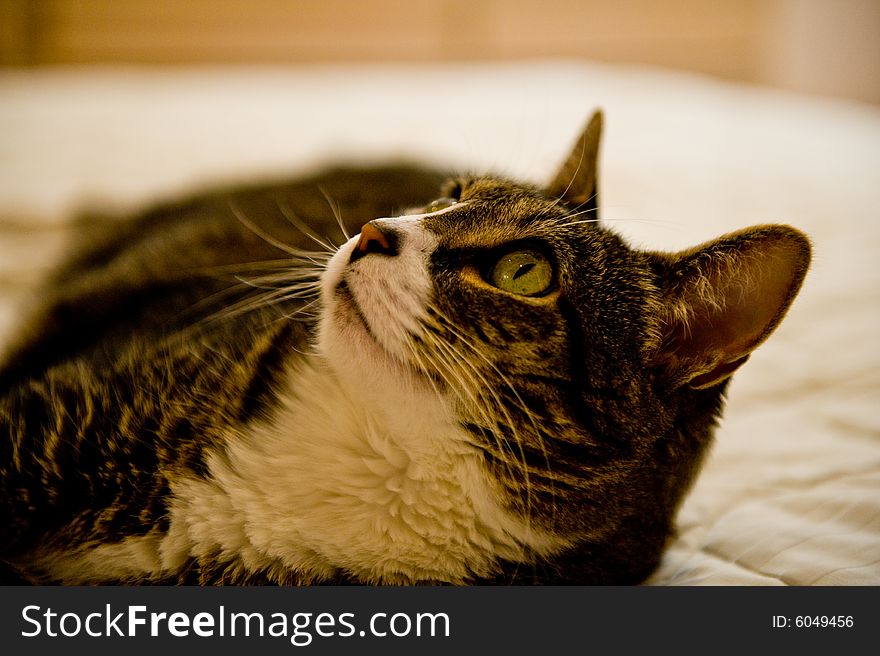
[318, 282, 435, 395]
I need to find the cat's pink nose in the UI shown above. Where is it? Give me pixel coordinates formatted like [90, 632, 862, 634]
[350, 221, 398, 262]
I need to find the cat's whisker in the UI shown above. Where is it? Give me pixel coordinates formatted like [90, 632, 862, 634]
[188, 259, 325, 315]
[277, 297, 322, 323]
[195, 255, 332, 276]
[429, 307, 545, 433]
[434, 345, 539, 574]
[559, 204, 681, 228]
[415, 334, 497, 439]
[415, 332, 526, 525]
[557, 206, 599, 222]
[272, 289, 324, 308]
[405, 342, 456, 414]
[231, 277, 322, 301]
[168, 260, 324, 347]
[435, 340, 534, 514]
[172, 278, 297, 330]
[406, 340, 524, 510]
[412, 327, 494, 431]
[317, 185, 351, 241]
[420, 309, 542, 560]
[228, 201, 325, 258]
[198, 280, 322, 327]
[176, 257, 329, 321]
[427, 305, 562, 539]
[276, 197, 339, 253]
[562, 218, 600, 226]
[564, 217, 672, 227]
[233, 269, 327, 290]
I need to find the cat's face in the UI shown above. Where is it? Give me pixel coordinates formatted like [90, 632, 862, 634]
[316, 112, 810, 581]
[319, 174, 669, 549]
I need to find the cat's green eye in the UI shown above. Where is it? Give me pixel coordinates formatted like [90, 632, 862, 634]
[489, 249, 554, 296]
[425, 197, 457, 213]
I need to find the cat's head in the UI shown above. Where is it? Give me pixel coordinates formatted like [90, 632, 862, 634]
[317, 112, 810, 582]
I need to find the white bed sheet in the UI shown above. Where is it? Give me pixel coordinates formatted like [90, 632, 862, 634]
[1, 61, 878, 585]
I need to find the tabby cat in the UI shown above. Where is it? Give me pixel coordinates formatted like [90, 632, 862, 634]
[0, 112, 810, 584]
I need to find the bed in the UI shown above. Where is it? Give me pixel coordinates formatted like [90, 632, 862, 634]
[1, 61, 878, 585]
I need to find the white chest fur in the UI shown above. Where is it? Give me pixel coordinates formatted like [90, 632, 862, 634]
[160, 357, 564, 583]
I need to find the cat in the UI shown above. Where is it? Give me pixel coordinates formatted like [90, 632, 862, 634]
[0, 111, 810, 585]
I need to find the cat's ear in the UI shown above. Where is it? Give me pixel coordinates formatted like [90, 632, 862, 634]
[649, 225, 811, 389]
[548, 110, 603, 213]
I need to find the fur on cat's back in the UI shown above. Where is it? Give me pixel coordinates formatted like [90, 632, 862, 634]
[0, 112, 810, 585]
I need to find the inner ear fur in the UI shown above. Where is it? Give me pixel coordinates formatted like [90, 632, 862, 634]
[548, 110, 603, 215]
[649, 225, 811, 389]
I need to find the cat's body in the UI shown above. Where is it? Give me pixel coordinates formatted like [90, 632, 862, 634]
[0, 113, 810, 584]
